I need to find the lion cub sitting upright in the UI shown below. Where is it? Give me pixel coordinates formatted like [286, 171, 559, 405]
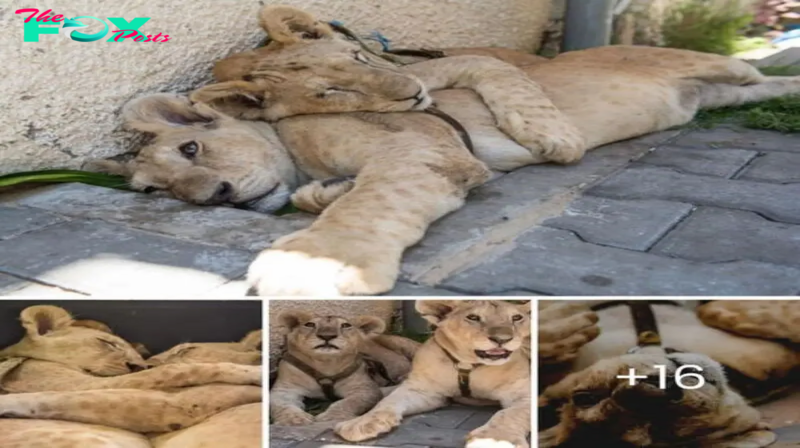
[270, 310, 420, 425]
[335, 300, 532, 448]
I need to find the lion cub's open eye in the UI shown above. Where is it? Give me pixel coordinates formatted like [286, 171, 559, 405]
[304, 322, 316, 328]
[512, 314, 524, 322]
[142, 186, 157, 194]
[341, 323, 352, 329]
[178, 141, 200, 159]
[572, 390, 605, 408]
[466, 314, 480, 322]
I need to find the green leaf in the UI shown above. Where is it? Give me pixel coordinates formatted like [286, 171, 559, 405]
[0, 170, 130, 190]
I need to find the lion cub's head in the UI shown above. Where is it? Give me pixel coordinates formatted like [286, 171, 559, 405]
[416, 300, 531, 366]
[146, 330, 262, 367]
[539, 351, 775, 448]
[0, 305, 147, 376]
[277, 310, 385, 359]
[91, 93, 299, 214]
[189, 5, 432, 121]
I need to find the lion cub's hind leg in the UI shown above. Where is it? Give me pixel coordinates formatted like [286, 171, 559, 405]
[698, 300, 800, 344]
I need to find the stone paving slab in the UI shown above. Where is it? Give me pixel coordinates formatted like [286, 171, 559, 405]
[0, 206, 65, 241]
[737, 152, 800, 183]
[670, 126, 800, 153]
[542, 197, 693, 251]
[17, 183, 312, 252]
[652, 207, 800, 267]
[588, 165, 800, 224]
[0, 220, 251, 297]
[271, 406, 498, 448]
[401, 139, 657, 282]
[636, 146, 757, 178]
[441, 226, 800, 295]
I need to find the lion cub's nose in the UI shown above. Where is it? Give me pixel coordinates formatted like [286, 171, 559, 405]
[318, 334, 337, 342]
[489, 335, 512, 346]
[211, 181, 234, 203]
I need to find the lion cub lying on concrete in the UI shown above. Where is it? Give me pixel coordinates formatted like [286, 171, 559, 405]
[270, 310, 420, 425]
[97, 5, 800, 297]
[538, 301, 800, 448]
[0, 305, 262, 448]
[335, 300, 531, 448]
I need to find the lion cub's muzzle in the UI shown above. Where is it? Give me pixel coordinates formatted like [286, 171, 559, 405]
[475, 333, 515, 361]
[611, 374, 684, 414]
[313, 333, 341, 351]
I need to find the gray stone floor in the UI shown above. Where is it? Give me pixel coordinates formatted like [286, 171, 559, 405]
[0, 124, 798, 297]
[270, 405, 499, 448]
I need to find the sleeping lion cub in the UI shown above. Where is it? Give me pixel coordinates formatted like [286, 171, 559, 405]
[335, 300, 531, 448]
[539, 300, 800, 448]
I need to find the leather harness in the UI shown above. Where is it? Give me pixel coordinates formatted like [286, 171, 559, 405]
[281, 352, 365, 401]
[592, 300, 797, 402]
[278, 334, 394, 401]
[435, 340, 481, 398]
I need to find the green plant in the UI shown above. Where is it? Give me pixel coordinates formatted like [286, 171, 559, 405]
[0, 170, 129, 190]
[662, 0, 756, 55]
[691, 66, 800, 132]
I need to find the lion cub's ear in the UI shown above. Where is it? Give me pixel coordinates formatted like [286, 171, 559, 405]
[19, 305, 74, 339]
[240, 329, 263, 350]
[351, 316, 386, 337]
[415, 300, 461, 325]
[276, 310, 313, 334]
[122, 93, 223, 134]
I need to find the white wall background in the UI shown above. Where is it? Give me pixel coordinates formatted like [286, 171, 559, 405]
[0, 0, 552, 174]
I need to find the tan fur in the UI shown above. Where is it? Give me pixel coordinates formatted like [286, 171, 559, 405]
[697, 300, 800, 343]
[538, 301, 800, 447]
[270, 310, 419, 425]
[95, 5, 800, 296]
[0, 305, 262, 448]
[335, 300, 531, 448]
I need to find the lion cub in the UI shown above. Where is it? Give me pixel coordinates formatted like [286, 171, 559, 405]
[335, 300, 532, 448]
[270, 310, 419, 425]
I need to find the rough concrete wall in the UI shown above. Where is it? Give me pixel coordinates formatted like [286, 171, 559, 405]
[1, 0, 552, 174]
[268, 300, 397, 367]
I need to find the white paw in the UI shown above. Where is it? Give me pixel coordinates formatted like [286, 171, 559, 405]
[466, 438, 518, 448]
[247, 249, 349, 296]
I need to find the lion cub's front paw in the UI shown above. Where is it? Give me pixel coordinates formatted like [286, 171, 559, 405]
[315, 408, 356, 423]
[496, 109, 587, 165]
[273, 410, 315, 426]
[335, 410, 400, 442]
[247, 248, 394, 296]
[467, 427, 529, 448]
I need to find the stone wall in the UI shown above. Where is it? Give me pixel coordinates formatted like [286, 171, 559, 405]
[1, 0, 552, 174]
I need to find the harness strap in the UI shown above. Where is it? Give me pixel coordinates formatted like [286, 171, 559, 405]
[281, 352, 363, 401]
[590, 300, 681, 348]
[435, 341, 480, 398]
[423, 107, 476, 155]
[590, 300, 795, 403]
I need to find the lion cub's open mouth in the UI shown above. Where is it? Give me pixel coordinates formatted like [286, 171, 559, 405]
[475, 348, 512, 360]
